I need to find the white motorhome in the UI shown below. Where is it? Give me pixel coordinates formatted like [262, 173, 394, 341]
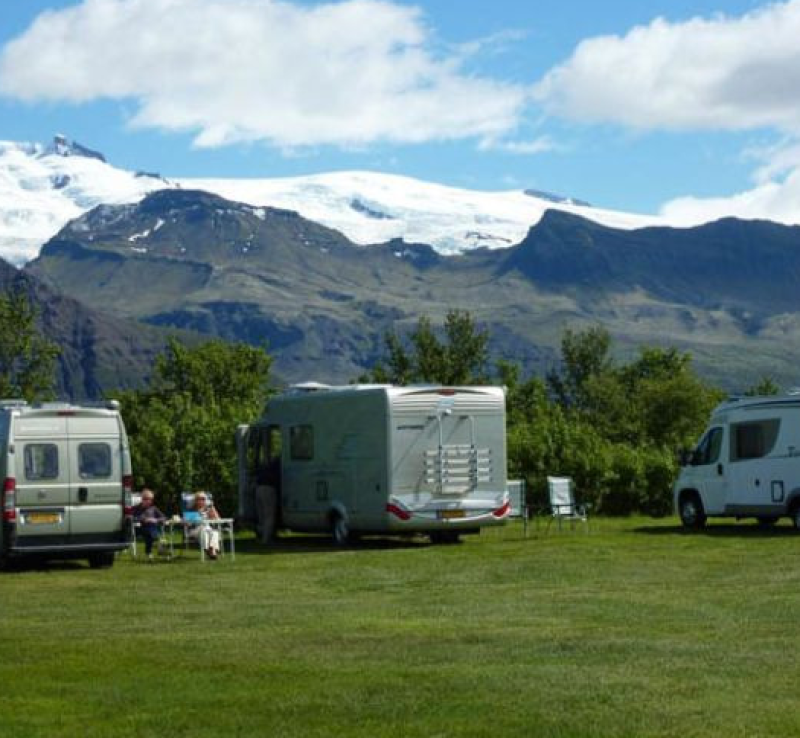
[237, 384, 509, 544]
[0, 400, 133, 567]
[674, 394, 800, 529]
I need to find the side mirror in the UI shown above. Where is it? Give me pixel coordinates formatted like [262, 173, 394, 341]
[678, 449, 693, 467]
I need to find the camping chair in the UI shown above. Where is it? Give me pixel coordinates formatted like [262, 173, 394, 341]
[128, 492, 170, 560]
[546, 476, 589, 532]
[178, 492, 235, 561]
[127, 492, 141, 558]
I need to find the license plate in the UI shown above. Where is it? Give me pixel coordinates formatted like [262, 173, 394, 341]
[27, 512, 60, 525]
[438, 509, 465, 520]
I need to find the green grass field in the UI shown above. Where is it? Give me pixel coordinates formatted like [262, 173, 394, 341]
[2, 518, 800, 738]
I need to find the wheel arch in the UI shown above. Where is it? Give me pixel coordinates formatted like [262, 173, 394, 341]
[677, 487, 702, 507]
[785, 489, 800, 514]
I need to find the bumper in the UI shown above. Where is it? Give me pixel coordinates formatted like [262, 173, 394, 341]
[10, 541, 130, 554]
[385, 507, 510, 532]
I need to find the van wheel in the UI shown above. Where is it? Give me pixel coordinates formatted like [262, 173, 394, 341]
[757, 516, 778, 528]
[430, 531, 461, 545]
[791, 503, 800, 531]
[679, 493, 706, 530]
[88, 552, 115, 569]
[331, 514, 351, 546]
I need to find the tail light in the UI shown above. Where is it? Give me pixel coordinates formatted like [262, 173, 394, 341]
[386, 503, 411, 521]
[122, 474, 134, 517]
[492, 500, 511, 518]
[2, 477, 16, 522]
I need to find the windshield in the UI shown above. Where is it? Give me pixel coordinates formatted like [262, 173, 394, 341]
[692, 427, 723, 466]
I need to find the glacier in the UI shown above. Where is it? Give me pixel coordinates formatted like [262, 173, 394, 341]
[0, 137, 665, 266]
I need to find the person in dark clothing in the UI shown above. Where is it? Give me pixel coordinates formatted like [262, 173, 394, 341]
[133, 489, 166, 560]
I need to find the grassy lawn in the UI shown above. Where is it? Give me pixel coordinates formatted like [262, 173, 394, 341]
[2, 517, 800, 737]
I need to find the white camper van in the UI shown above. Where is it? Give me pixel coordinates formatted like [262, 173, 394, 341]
[674, 395, 800, 529]
[237, 384, 509, 544]
[0, 400, 133, 567]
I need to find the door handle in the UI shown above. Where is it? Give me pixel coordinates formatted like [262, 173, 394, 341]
[717, 464, 724, 476]
[78, 487, 88, 503]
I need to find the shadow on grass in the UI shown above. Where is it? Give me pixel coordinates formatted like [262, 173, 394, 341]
[1, 556, 91, 574]
[234, 534, 431, 556]
[634, 523, 799, 538]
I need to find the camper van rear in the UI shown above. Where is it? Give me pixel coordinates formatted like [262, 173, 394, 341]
[1, 401, 133, 567]
[238, 385, 509, 544]
[675, 395, 800, 529]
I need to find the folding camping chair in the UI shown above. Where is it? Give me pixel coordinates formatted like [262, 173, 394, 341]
[177, 492, 235, 561]
[127, 492, 170, 560]
[546, 476, 590, 532]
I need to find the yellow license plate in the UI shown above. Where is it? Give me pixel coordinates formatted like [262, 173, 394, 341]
[439, 509, 465, 520]
[28, 512, 60, 525]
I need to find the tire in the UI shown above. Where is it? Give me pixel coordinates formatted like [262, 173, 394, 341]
[255, 484, 279, 544]
[757, 516, 778, 528]
[430, 531, 461, 545]
[331, 513, 351, 546]
[88, 552, 115, 569]
[679, 493, 707, 531]
[791, 503, 800, 531]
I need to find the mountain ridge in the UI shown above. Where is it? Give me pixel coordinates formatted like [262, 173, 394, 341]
[25, 189, 800, 389]
[1, 135, 666, 266]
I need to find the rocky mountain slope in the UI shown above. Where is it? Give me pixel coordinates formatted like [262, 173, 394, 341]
[25, 190, 800, 388]
[0, 256, 174, 399]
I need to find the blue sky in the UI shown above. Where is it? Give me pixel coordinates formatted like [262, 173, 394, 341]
[1, 0, 798, 219]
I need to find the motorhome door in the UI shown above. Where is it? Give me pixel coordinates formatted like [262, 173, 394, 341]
[691, 426, 727, 514]
[67, 416, 123, 536]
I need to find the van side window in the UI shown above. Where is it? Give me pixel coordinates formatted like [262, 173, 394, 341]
[78, 443, 112, 479]
[24, 444, 59, 480]
[692, 428, 723, 466]
[731, 420, 780, 461]
[290, 425, 314, 461]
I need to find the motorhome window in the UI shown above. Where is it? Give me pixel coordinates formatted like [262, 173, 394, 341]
[24, 444, 59, 480]
[78, 443, 112, 479]
[290, 425, 314, 461]
[731, 420, 780, 461]
[693, 428, 723, 466]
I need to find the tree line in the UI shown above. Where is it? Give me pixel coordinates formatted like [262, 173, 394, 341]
[2, 291, 777, 516]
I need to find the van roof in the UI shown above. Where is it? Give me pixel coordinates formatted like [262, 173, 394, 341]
[0, 400, 121, 418]
[714, 394, 800, 415]
[281, 384, 504, 399]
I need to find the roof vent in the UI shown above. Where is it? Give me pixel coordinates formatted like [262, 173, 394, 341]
[289, 382, 332, 393]
[0, 399, 28, 409]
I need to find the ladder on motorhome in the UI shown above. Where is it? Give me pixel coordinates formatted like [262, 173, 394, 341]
[423, 413, 492, 494]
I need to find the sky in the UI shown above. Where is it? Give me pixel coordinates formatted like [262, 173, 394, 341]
[1, 0, 799, 220]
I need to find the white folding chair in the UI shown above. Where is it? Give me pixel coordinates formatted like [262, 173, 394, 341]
[546, 476, 589, 532]
[178, 492, 235, 561]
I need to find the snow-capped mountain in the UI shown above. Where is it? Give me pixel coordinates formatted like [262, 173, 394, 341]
[183, 171, 662, 255]
[0, 136, 664, 265]
[0, 137, 167, 265]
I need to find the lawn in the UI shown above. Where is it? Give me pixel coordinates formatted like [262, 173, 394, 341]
[2, 517, 800, 738]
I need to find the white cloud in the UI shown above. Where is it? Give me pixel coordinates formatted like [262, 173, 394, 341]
[661, 160, 800, 226]
[478, 135, 557, 155]
[531, 1, 800, 226]
[0, 0, 529, 150]
[534, 1, 800, 133]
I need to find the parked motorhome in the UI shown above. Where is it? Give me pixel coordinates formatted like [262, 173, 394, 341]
[674, 394, 800, 529]
[0, 400, 133, 567]
[237, 384, 509, 544]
